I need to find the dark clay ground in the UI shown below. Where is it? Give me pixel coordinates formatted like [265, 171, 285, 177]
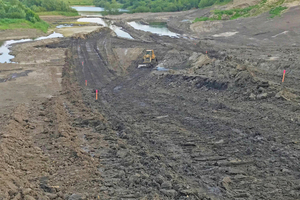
[56, 22, 300, 199]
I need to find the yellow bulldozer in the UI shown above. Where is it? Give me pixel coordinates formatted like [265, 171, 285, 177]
[138, 50, 158, 68]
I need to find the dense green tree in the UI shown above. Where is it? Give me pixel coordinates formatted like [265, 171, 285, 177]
[94, 0, 233, 13]
[0, 0, 73, 23]
[7, 5, 26, 18]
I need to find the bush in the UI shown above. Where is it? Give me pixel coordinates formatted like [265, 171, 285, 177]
[198, 0, 215, 8]
[269, 6, 287, 18]
[7, 5, 26, 18]
[25, 8, 40, 22]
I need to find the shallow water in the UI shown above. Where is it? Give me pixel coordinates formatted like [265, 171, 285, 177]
[156, 66, 170, 71]
[128, 22, 179, 37]
[56, 24, 73, 28]
[72, 6, 128, 16]
[0, 32, 63, 63]
[77, 18, 133, 39]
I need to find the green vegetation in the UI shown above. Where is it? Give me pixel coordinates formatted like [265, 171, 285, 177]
[94, 0, 233, 13]
[0, 0, 41, 23]
[0, 18, 49, 32]
[193, 0, 288, 22]
[194, 16, 215, 22]
[0, 0, 78, 32]
[20, 0, 78, 15]
[0, 0, 49, 32]
[269, 6, 287, 18]
[95, 0, 121, 14]
[36, 11, 79, 16]
[63, 0, 93, 5]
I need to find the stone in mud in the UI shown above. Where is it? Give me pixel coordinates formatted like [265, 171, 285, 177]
[275, 91, 283, 99]
[45, 193, 58, 199]
[155, 175, 164, 185]
[249, 93, 256, 100]
[257, 93, 268, 99]
[222, 176, 232, 190]
[161, 181, 172, 189]
[24, 195, 36, 200]
[257, 87, 265, 93]
[160, 189, 177, 197]
[22, 188, 32, 195]
[68, 194, 86, 200]
[116, 150, 128, 158]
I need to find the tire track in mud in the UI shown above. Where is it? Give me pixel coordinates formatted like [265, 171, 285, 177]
[68, 30, 300, 200]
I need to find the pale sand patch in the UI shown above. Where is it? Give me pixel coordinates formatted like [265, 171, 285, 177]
[213, 32, 238, 37]
[272, 31, 289, 38]
[56, 26, 102, 37]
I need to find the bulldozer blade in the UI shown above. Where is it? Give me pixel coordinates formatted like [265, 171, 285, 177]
[138, 64, 148, 68]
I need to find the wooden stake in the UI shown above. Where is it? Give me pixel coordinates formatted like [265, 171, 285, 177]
[85, 80, 87, 86]
[282, 70, 286, 83]
[96, 90, 98, 100]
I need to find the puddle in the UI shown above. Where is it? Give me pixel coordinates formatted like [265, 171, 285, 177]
[128, 21, 179, 37]
[181, 19, 192, 23]
[72, 6, 128, 16]
[156, 66, 169, 71]
[56, 24, 73, 28]
[0, 70, 33, 83]
[113, 85, 122, 92]
[0, 32, 63, 63]
[77, 18, 133, 39]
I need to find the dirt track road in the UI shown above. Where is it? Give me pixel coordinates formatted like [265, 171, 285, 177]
[62, 25, 300, 199]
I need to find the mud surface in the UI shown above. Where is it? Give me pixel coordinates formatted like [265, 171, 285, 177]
[1, 5, 300, 200]
[63, 23, 300, 199]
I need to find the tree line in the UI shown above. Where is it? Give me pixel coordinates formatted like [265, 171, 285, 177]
[94, 0, 232, 13]
[20, 0, 77, 13]
[0, 0, 76, 23]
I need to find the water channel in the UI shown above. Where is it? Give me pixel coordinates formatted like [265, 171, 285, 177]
[0, 32, 63, 63]
[0, 6, 180, 63]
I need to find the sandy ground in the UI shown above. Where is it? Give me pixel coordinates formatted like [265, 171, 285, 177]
[0, 39, 65, 115]
[0, 29, 48, 41]
[56, 26, 102, 37]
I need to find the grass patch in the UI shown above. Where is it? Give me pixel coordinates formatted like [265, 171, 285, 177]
[37, 11, 79, 16]
[63, 0, 93, 5]
[194, 17, 216, 22]
[193, 0, 288, 23]
[0, 18, 49, 32]
[149, 22, 167, 26]
[269, 6, 287, 18]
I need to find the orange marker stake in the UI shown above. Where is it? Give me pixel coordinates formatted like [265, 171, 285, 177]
[206, 51, 207, 54]
[96, 90, 98, 100]
[82, 61, 84, 66]
[282, 70, 286, 83]
[85, 80, 87, 86]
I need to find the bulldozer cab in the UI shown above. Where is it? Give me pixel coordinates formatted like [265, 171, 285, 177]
[138, 50, 157, 68]
[144, 50, 155, 63]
